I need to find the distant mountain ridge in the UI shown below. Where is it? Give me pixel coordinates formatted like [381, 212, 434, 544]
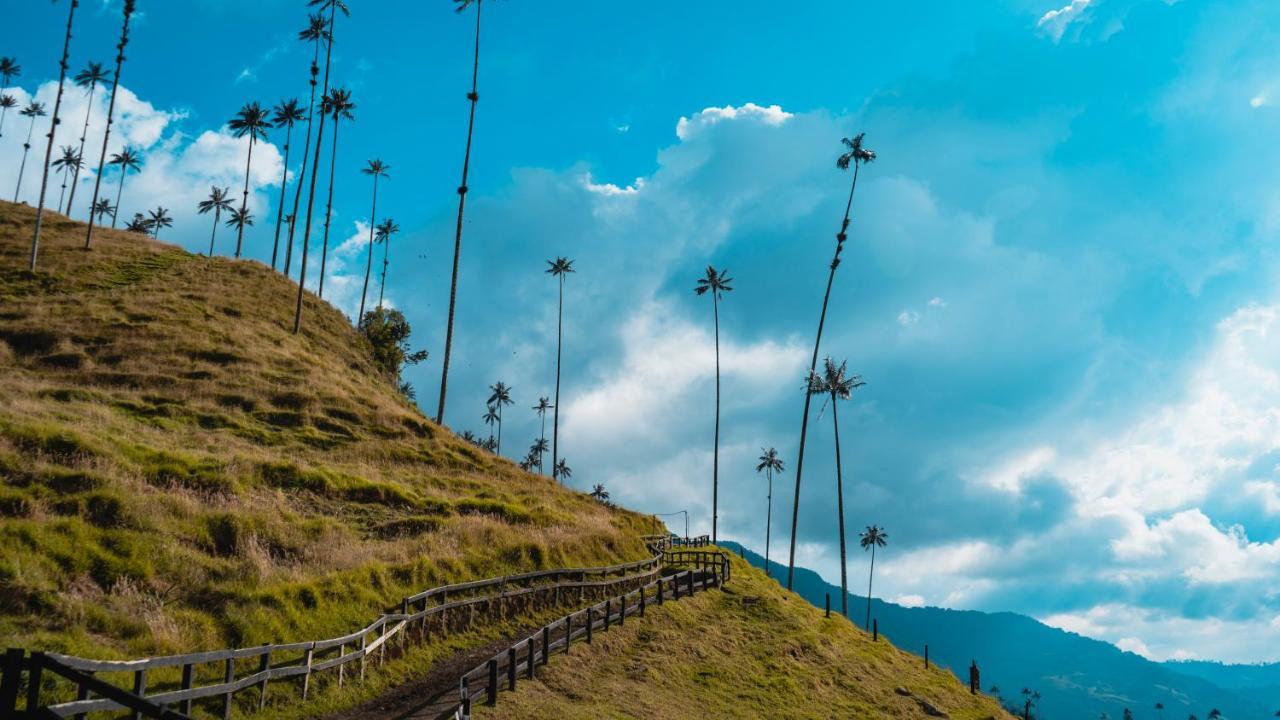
[721, 541, 1278, 719]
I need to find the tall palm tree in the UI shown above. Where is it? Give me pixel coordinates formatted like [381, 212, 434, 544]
[65, 61, 108, 215]
[555, 459, 572, 483]
[83, 0, 136, 249]
[487, 381, 514, 455]
[52, 146, 82, 212]
[756, 448, 784, 577]
[528, 438, 549, 473]
[316, 87, 356, 298]
[0, 57, 21, 139]
[482, 406, 499, 447]
[197, 186, 234, 256]
[147, 207, 173, 241]
[293, 0, 349, 334]
[437, 0, 492, 426]
[227, 101, 270, 259]
[13, 101, 46, 201]
[590, 484, 609, 502]
[270, 98, 306, 269]
[859, 524, 887, 630]
[786, 132, 877, 590]
[284, 12, 331, 277]
[0, 96, 16, 138]
[226, 207, 254, 240]
[91, 199, 114, 225]
[30, 0, 80, 271]
[546, 257, 575, 481]
[694, 265, 733, 542]
[358, 158, 390, 320]
[808, 357, 866, 617]
[107, 147, 141, 228]
[375, 218, 399, 310]
[533, 396, 552, 475]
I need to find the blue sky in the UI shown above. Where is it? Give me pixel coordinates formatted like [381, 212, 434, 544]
[5, 0, 1280, 663]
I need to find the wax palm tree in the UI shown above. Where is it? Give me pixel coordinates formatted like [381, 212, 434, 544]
[107, 147, 141, 228]
[482, 406, 499, 447]
[533, 396, 553, 475]
[124, 212, 150, 234]
[293, 0, 349, 334]
[226, 208, 254, 240]
[487, 381, 514, 455]
[197, 186, 234, 256]
[0, 95, 15, 139]
[756, 448, 784, 576]
[269, 98, 305, 269]
[1156, 702, 1165, 720]
[284, 12, 332, 277]
[358, 158, 390, 319]
[555, 459, 572, 483]
[0, 58, 19, 137]
[52, 146, 82, 212]
[82, 0, 136, 248]
[808, 357, 866, 617]
[148, 207, 173, 240]
[859, 524, 887, 630]
[29, 0, 80, 271]
[91, 199, 114, 225]
[694, 265, 733, 541]
[590, 484, 609, 502]
[315, 87, 355, 298]
[13, 101, 46, 201]
[786, 132, 877, 590]
[64, 60, 108, 215]
[437, 0, 493, 426]
[227, 101, 270, 259]
[528, 438, 549, 473]
[545, 257, 575, 481]
[374, 218, 400, 310]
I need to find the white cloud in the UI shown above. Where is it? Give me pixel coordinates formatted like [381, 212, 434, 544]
[580, 172, 645, 197]
[1037, 0, 1094, 42]
[675, 102, 794, 141]
[896, 309, 920, 326]
[929, 297, 948, 308]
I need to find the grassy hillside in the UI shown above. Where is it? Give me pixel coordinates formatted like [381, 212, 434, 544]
[0, 201, 651, 660]
[481, 554, 1012, 720]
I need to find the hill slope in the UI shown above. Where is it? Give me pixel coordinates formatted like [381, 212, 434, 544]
[0, 201, 651, 660]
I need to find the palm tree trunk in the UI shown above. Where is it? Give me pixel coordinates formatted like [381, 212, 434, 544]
[552, 273, 564, 482]
[378, 238, 389, 309]
[318, 118, 341, 298]
[57, 169, 69, 212]
[832, 393, 849, 618]
[540, 414, 547, 475]
[66, 80, 95, 216]
[436, 0, 484, 426]
[271, 122, 294, 270]
[0, 101, 10, 139]
[712, 290, 721, 543]
[235, 136, 255, 259]
[358, 173, 380, 322]
[786, 161, 862, 591]
[29, 0, 79, 271]
[293, 1, 338, 334]
[15, 116, 38, 201]
[496, 403, 503, 456]
[208, 208, 221, 256]
[85, 4, 133, 250]
[865, 544, 876, 631]
[112, 171, 126, 228]
[285, 37, 323, 277]
[765, 469, 773, 577]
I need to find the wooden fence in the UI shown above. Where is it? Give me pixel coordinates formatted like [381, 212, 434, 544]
[3, 537, 699, 719]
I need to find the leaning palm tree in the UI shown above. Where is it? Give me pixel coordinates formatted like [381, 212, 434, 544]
[808, 356, 866, 617]
[0, 95, 16, 139]
[590, 484, 609, 502]
[555, 459, 572, 483]
[358, 158, 390, 320]
[284, 12, 332, 277]
[316, 87, 355, 298]
[533, 396, 553, 475]
[546, 257, 575, 481]
[90, 199, 114, 225]
[29, 0, 81, 271]
[374, 218, 400, 310]
[226, 208, 254, 242]
[52, 146, 83, 212]
[227, 101, 270, 259]
[147, 207, 173, 241]
[437, 0, 493, 426]
[65, 61, 108, 215]
[859, 524, 887, 631]
[106, 147, 141, 228]
[269, 98, 306, 269]
[694, 265, 733, 542]
[487, 381, 514, 455]
[0, 57, 20, 138]
[756, 448, 784, 576]
[786, 132, 877, 590]
[293, 0, 350, 334]
[82, 0, 136, 249]
[13, 101, 46, 201]
[197, 186, 234, 256]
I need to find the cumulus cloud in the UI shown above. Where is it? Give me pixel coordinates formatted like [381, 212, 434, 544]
[1038, 0, 1094, 42]
[675, 102, 794, 140]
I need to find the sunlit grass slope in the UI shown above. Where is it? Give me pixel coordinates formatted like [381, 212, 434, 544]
[0, 200, 650, 659]
[483, 554, 1013, 720]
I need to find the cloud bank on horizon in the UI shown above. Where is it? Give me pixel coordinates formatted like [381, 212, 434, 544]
[3, 0, 1280, 664]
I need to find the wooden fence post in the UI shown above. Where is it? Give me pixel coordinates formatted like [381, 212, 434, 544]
[301, 646, 314, 700]
[541, 627, 550, 665]
[565, 615, 573, 654]
[658, 579, 665, 604]
[73, 673, 91, 720]
[673, 574, 681, 600]
[639, 588, 646, 617]
[128, 668, 147, 720]
[0, 648, 22, 715]
[179, 662, 194, 714]
[687, 570, 694, 597]
[527, 638, 536, 680]
[460, 677, 471, 720]
[603, 599, 611, 631]
[221, 655, 234, 720]
[586, 608, 594, 644]
[359, 633, 368, 681]
[25, 652, 43, 715]
[506, 647, 517, 692]
[338, 643, 347, 688]
[486, 659, 498, 706]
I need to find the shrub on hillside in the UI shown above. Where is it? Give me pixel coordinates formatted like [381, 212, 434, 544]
[359, 308, 427, 399]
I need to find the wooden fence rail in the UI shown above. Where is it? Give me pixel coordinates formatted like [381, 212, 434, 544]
[3, 536, 701, 719]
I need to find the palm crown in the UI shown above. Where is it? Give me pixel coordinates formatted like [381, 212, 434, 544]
[0, 57, 20, 86]
[533, 397, 553, 416]
[837, 132, 877, 170]
[454, 0, 481, 12]
[148, 207, 173, 231]
[21, 102, 48, 120]
[487, 381, 513, 409]
[859, 525, 888, 550]
[555, 459, 572, 481]
[91, 199, 115, 220]
[109, 147, 142, 173]
[756, 447, 784, 474]
[73, 61, 109, 90]
[808, 357, 865, 401]
[272, 98, 306, 129]
[53, 146, 83, 172]
[299, 13, 332, 44]
[590, 484, 609, 501]
[363, 158, 390, 179]
[308, 0, 351, 17]
[197, 186, 233, 215]
[226, 207, 254, 230]
[374, 219, 399, 244]
[546, 256, 575, 278]
[229, 102, 271, 141]
[0, 96, 16, 111]
[482, 407, 499, 427]
[321, 87, 356, 121]
[694, 265, 733, 298]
